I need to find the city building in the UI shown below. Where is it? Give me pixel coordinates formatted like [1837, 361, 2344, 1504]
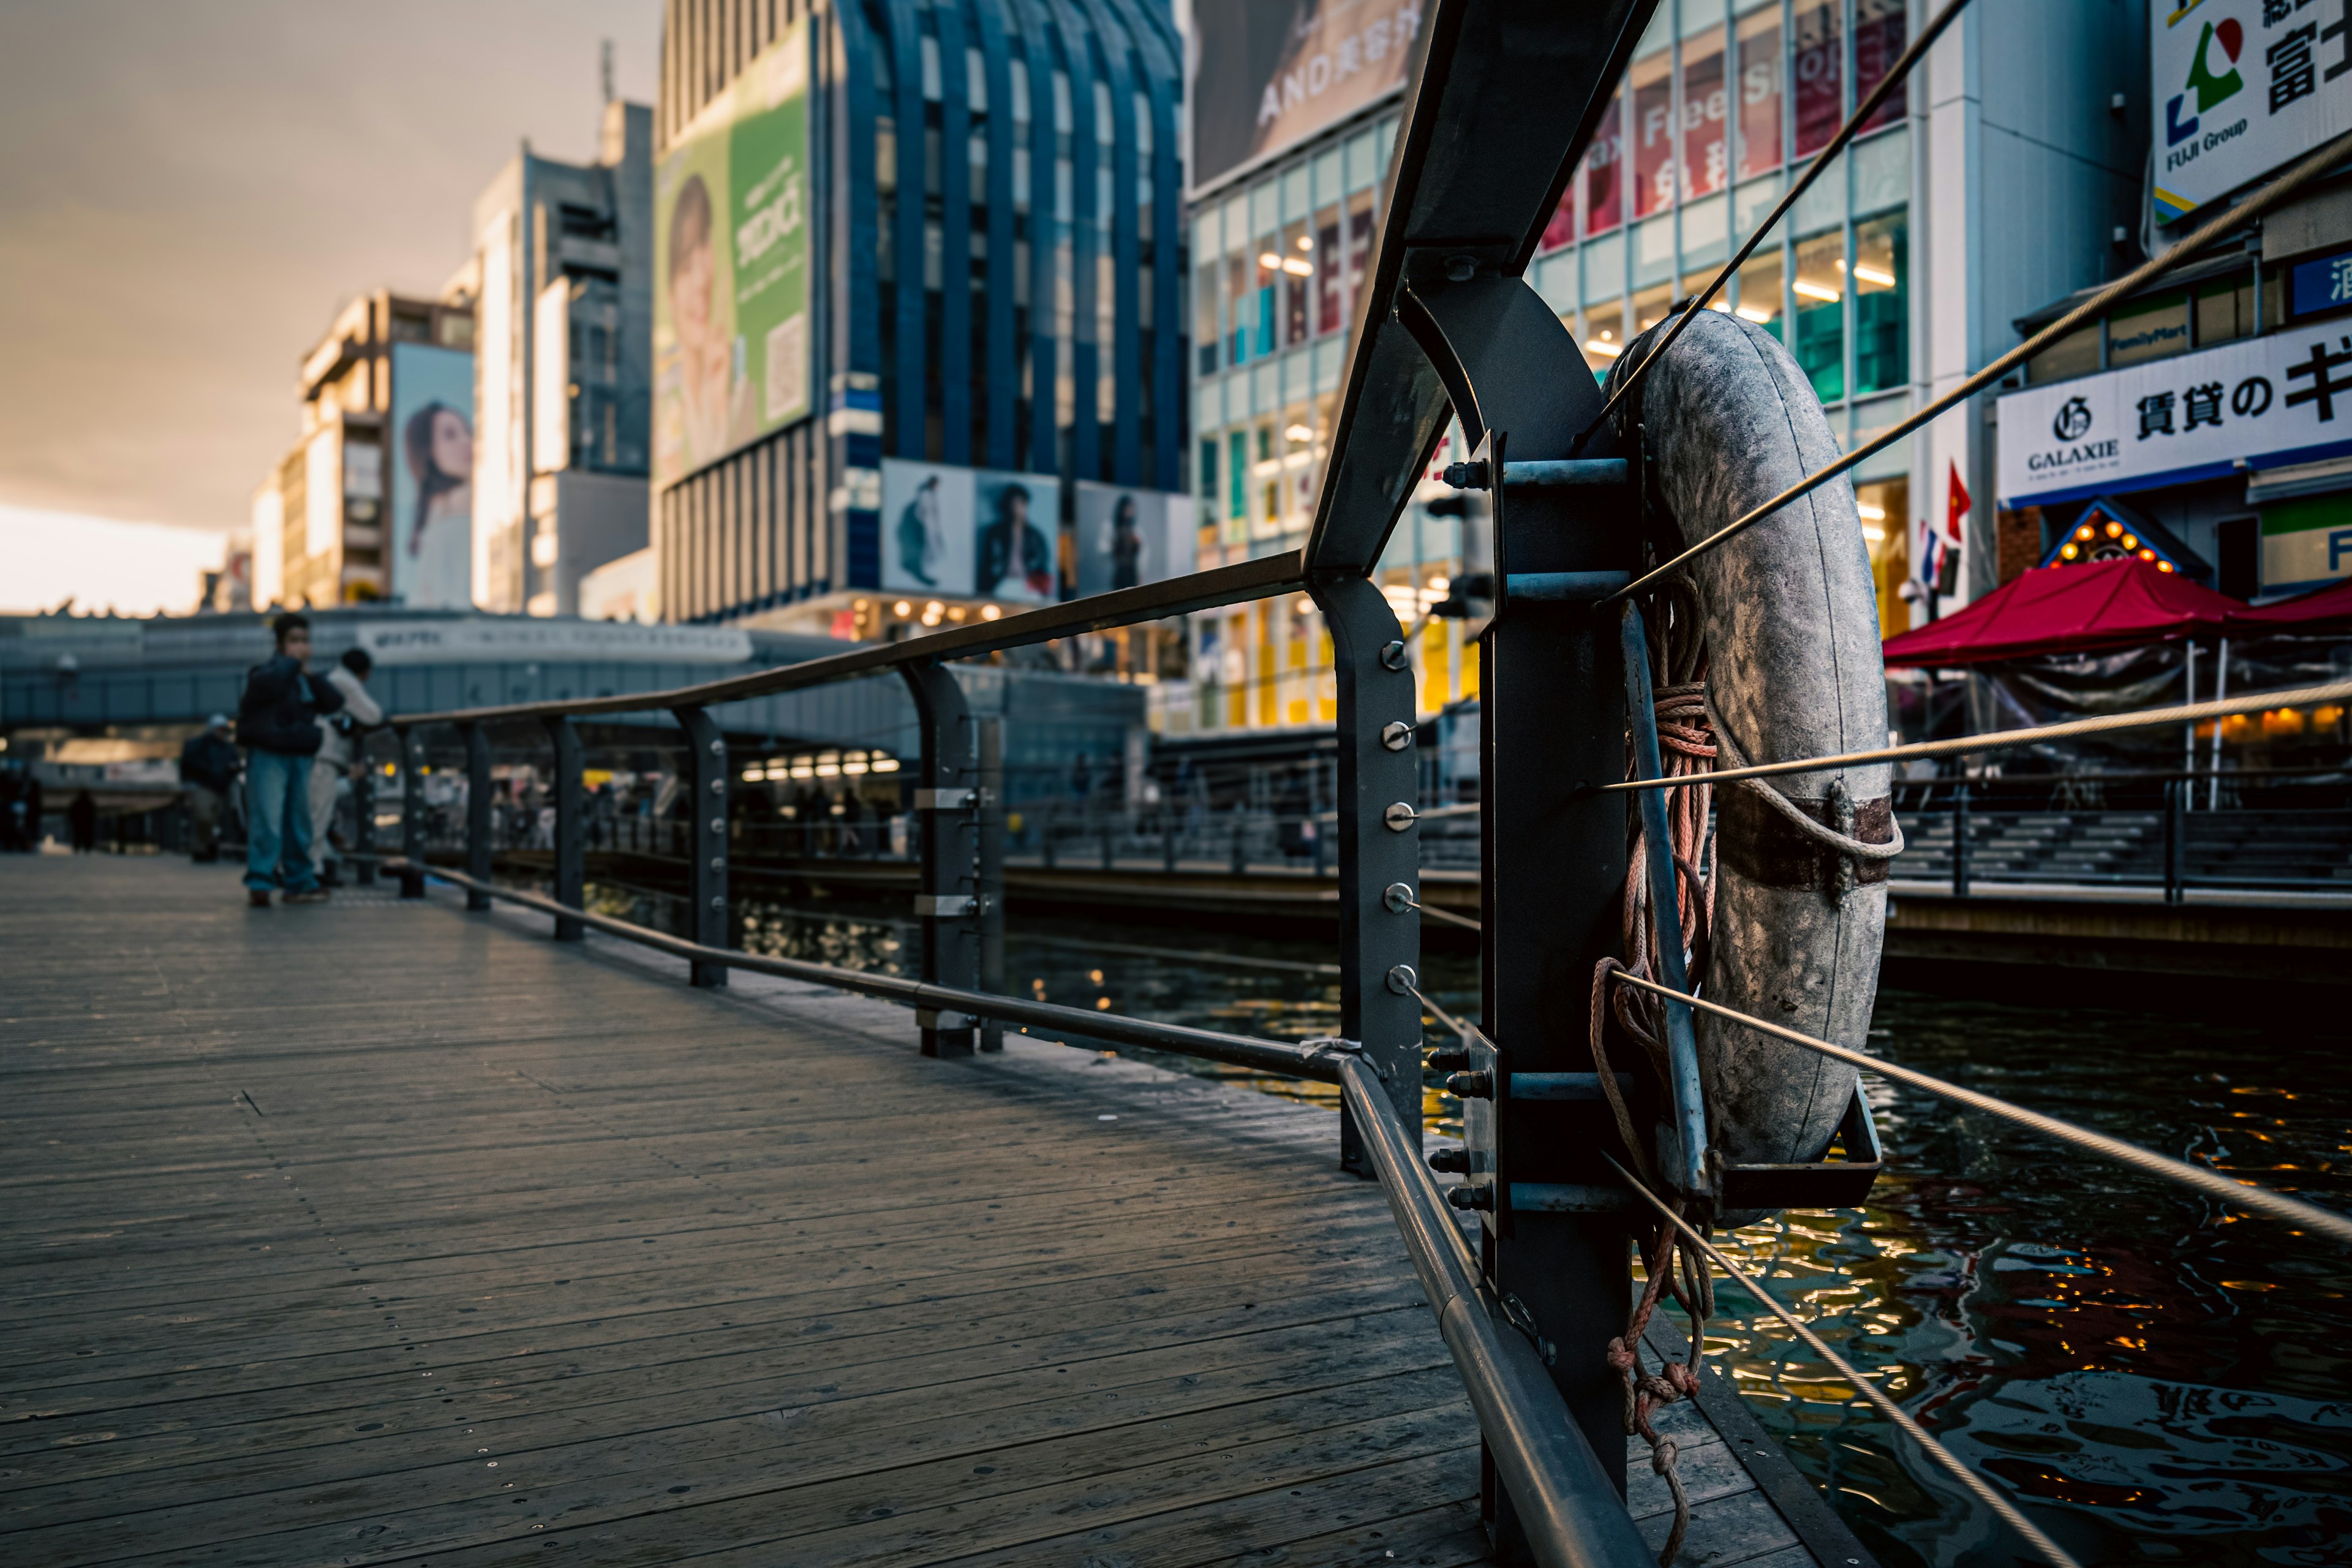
[470, 98, 657, 618]
[646, 0, 1190, 652]
[251, 286, 477, 611]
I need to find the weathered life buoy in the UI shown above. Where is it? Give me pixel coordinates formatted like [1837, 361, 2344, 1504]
[1605, 309, 1898, 1191]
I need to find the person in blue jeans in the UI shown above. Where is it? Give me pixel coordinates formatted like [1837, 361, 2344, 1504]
[236, 614, 344, 907]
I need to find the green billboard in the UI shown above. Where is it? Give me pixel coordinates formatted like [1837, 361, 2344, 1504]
[654, 20, 812, 489]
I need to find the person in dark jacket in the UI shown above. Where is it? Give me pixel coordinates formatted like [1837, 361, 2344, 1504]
[236, 614, 344, 906]
[179, 714, 241, 863]
[67, 790, 98, 853]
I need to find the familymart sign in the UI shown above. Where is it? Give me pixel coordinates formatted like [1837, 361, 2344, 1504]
[1996, 327, 2352, 507]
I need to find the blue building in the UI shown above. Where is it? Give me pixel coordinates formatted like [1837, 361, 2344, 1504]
[652, 0, 1187, 639]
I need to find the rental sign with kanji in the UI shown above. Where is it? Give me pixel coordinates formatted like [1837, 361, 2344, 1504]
[1997, 326, 2352, 505]
[2151, 0, 2351, 225]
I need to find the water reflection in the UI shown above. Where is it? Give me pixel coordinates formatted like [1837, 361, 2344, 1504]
[575, 879, 2352, 1566]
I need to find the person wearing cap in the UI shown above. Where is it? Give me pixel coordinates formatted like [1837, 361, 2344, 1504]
[178, 714, 241, 864]
[235, 612, 344, 906]
[309, 647, 383, 884]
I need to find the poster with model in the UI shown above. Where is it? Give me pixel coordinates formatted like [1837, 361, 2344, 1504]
[880, 459, 976, 596]
[654, 18, 812, 489]
[388, 342, 475, 608]
[974, 470, 1061, 606]
[1073, 483, 1198, 598]
[1191, 0, 1422, 188]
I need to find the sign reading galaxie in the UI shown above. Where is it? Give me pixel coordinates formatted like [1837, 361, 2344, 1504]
[1997, 327, 2352, 504]
[654, 20, 812, 489]
[2151, 0, 2351, 225]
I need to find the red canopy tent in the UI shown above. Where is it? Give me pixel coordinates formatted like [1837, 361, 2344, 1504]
[2225, 575, 2352, 634]
[1881, 558, 2241, 668]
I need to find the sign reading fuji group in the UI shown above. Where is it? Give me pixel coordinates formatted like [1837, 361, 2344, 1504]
[2151, 0, 2352, 225]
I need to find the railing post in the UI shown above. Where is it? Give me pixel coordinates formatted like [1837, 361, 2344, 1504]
[674, 706, 730, 986]
[977, 716, 1006, 1052]
[542, 715, 584, 941]
[396, 726, 426, 899]
[352, 739, 376, 887]
[902, 661, 980, 1055]
[1229, 813, 1246, 875]
[2165, 777, 2186, 905]
[462, 721, 492, 911]
[1310, 575, 1423, 1174]
[1951, 779, 1970, 898]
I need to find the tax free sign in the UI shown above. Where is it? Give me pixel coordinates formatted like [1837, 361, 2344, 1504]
[1997, 326, 2352, 505]
[2152, 0, 2351, 225]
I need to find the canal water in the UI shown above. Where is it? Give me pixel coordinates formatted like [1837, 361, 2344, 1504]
[582, 878, 2352, 1568]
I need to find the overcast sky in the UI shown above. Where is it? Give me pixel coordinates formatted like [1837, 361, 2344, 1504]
[0, 0, 661, 609]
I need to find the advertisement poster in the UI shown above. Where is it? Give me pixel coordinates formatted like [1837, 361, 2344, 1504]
[654, 20, 812, 488]
[1996, 326, 2352, 506]
[2152, 0, 2352, 224]
[974, 470, 1061, 605]
[1191, 0, 1422, 189]
[388, 342, 475, 608]
[881, 459, 977, 596]
[1074, 483, 1198, 598]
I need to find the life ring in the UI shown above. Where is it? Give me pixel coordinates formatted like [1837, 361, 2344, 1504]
[1604, 309, 1899, 1194]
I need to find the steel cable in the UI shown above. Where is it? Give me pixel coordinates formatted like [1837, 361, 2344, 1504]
[1610, 968, 2352, 1246]
[1604, 126, 2352, 605]
[1602, 1154, 2084, 1568]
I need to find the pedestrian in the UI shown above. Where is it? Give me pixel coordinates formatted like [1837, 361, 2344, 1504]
[838, 788, 865, 855]
[0, 763, 24, 853]
[236, 612, 344, 907]
[67, 790, 98, 853]
[309, 648, 382, 886]
[178, 714, 241, 864]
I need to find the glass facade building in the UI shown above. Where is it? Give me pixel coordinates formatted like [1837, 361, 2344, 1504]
[653, 0, 1188, 635]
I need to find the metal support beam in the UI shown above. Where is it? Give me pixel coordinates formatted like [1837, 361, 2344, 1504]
[978, 716, 1006, 1053]
[902, 662, 979, 1056]
[462, 722, 492, 911]
[397, 727, 426, 900]
[1312, 574, 1423, 1176]
[543, 716, 584, 941]
[674, 706, 730, 986]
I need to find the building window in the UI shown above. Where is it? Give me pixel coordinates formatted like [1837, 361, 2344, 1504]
[1736, 2, 1783, 179]
[1854, 212, 1907, 395]
[1630, 45, 1675, 219]
[1856, 0, 1909, 132]
[1793, 0, 1844, 159]
[1281, 218, 1312, 347]
[1314, 202, 1346, 334]
[1632, 282, 1675, 341]
[1585, 92, 1624, 236]
[1736, 249, 1784, 340]
[1793, 230, 1845, 402]
[2107, 291, 2191, 369]
[1681, 15, 1729, 202]
[2027, 326, 2100, 385]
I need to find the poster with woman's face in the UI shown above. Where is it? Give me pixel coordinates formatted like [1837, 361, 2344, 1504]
[388, 342, 475, 609]
[973, 472, 1061, 606]
[1074, 483, 1198, 598]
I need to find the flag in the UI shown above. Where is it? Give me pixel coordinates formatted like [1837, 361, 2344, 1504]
[1946, 459, 1971, 542]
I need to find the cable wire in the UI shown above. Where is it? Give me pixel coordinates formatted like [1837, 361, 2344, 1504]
[1598, 677, 2352, 793]
[1577, 0, 1973, 450]
[1600, 1154, 2084, 1568]
[1610, 969, 2352, 1246]
[1604, 126, 2352, 605]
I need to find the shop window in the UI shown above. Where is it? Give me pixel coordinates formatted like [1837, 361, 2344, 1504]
[1253, 233, 1282, 358]
[1199, 437, 1218, 505]
[1793, 230, 1844, 402]
[1347, 189, 1378, 309]
[1682, 24, 1728, 200]
[1276, 220, 1309, 347]
[1854, 213, 1907, 394]
[1227, 429, 1247, 525]
[1540, 187, 1577, 255]
[1225, 249, 1252, 366]
[1793, 0, 1843, 159]
[1855, 0, 1907, 131]
[1632, 282, 1676, 340]
[1196, 260, 1221, 375]
[2027, 325, 2100, 385]
[1314, 205, 1346, 334]
[1736, 3, 1783, 179]
[1630, 47, 1675, 220]
[1735, 250, 1784, 340]
[2107, 291, 2190, 368]
[1585, 92, 1625, 236]
[1856, 477, 1909, 640]
[1583, 303, 1627, 373]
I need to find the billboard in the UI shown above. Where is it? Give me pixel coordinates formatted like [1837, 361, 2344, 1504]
[1192, 0, 1422, 190]
[880, 459, 1065, 605]
[654, 20, 812, 489]
[389, 342, 475, 608]
[2152, 0, 2352, 225]
[1995, 326, 2352, 507]
[1074, 481, 1199, 598]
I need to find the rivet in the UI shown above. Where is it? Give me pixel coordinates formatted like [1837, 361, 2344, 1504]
[709, 857, 724, 872]
[1381, 720, 1414, 751]
[1379, 640, 1409, 671]
[1382, 881, 1415, 914]
[1385, 963, 1419, 995]
[708, 817, 725, 834]
[710, 778, 725, 794]
[709, 738, 725, 755]
[1383, 801, 1417, 832]
[709, 897, 725, 910]
[1444, 255, 1477, 282]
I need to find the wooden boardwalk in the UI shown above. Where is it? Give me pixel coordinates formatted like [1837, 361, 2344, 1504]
[1, 856, 1864, 1567]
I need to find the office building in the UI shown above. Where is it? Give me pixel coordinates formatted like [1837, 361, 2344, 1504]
[647, 0, 1190, 648]
[251, 287, 477, 610]
[471, 99, 658, 617]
